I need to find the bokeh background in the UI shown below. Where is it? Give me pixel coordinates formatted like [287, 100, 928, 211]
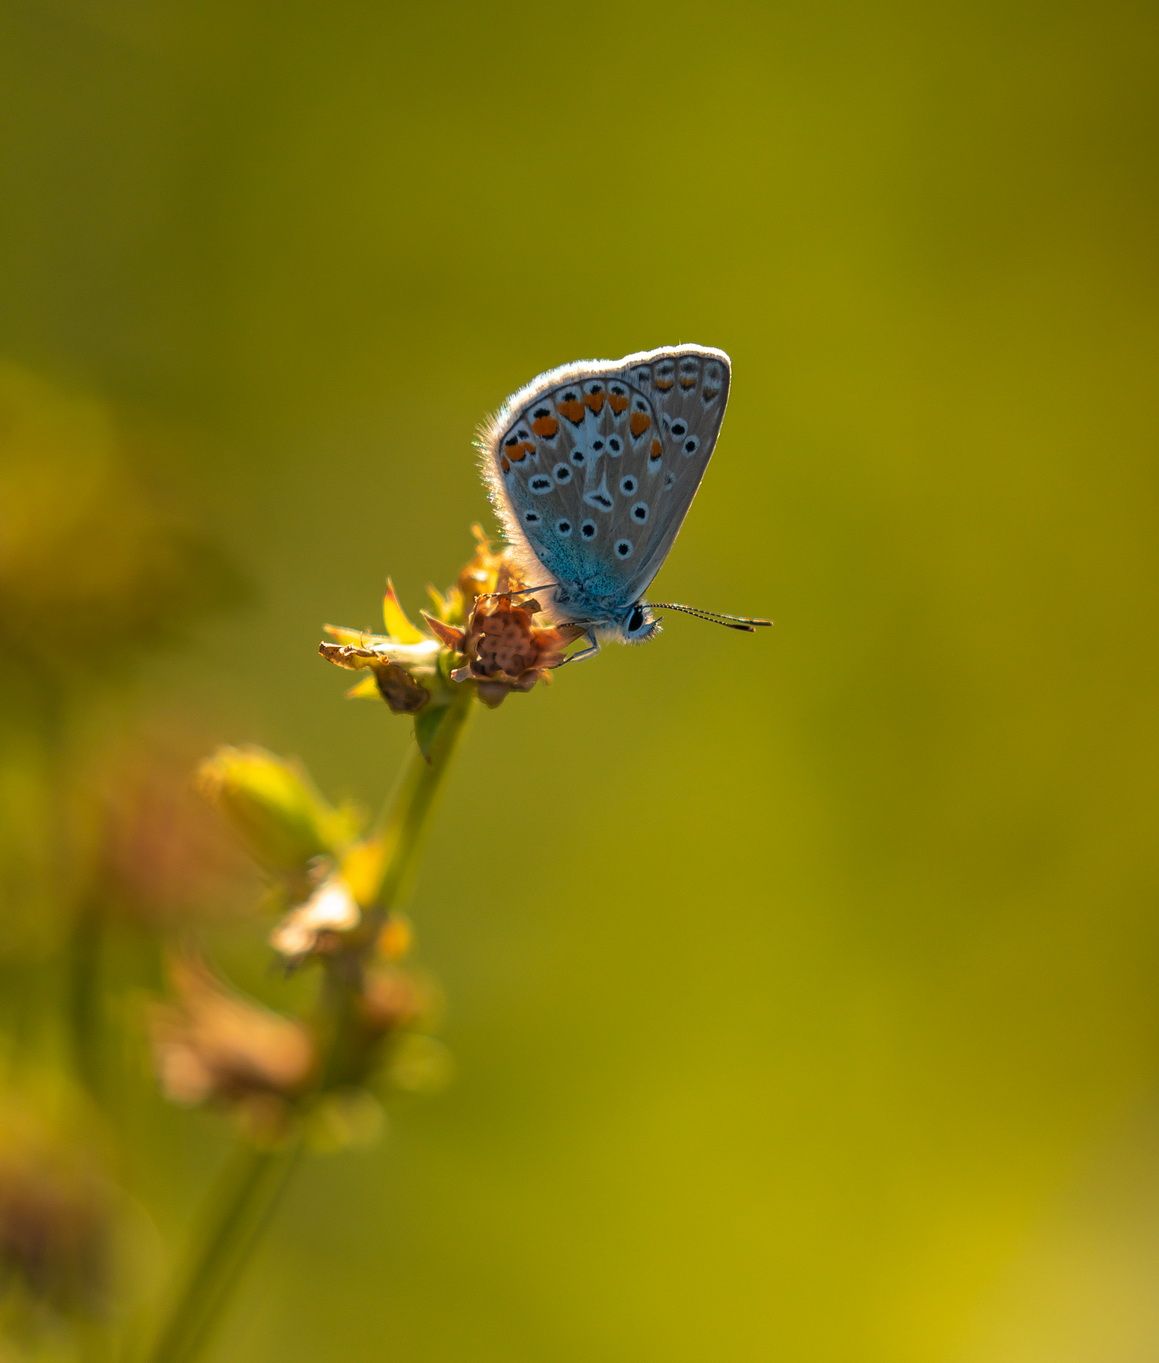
[2, 0, 1158, 1359]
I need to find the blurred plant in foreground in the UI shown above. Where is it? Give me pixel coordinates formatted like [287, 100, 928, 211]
[0, 362, 242, 960]
[0, 362, 239, 700]
[0, 1090, 119, 1348]
[0, 365, 244, 1363]
[0, 369, 587, 1363]
[140, 528, 565, 1363]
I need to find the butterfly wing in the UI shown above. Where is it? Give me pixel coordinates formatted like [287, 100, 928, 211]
[610, 345, 731, 600]
[479, 345, 731, 621]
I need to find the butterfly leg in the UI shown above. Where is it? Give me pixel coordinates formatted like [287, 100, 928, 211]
[560, 630, 601, 666]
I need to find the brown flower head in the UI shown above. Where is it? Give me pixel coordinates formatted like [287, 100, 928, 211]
[149, 956, 316, 1136]
[425, 594, 584, 707]
[320, 526, 580, 720]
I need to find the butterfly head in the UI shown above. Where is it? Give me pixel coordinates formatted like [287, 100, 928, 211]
[618, 601, 660, 645]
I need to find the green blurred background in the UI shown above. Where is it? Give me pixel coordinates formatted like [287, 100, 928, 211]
[2, 0, 1158, 1359]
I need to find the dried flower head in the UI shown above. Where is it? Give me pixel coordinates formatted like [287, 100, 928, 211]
[150, 956, 316, 1136]
[425, 595, 584, 707]
[320, 526, 579, 730]
[318, 631, 443, 711]
[319, 580, 447, 716]
[269, 872, 361, 966]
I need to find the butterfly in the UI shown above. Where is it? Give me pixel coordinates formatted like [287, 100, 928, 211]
[478, 344, 771, 661]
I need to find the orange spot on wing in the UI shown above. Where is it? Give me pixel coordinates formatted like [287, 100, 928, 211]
[556, 398, 584, 424]
[531, 415, 559, 438]
[608, 392, 629, 414]
[649, 438, 663, 459]
[501, 456, 511, 474]
[679, 377, 696, 389]
[703, 386, 721, 400]
[507, 441, 535, 462]
[582, 391, 605, 414]
[629, 411, 651, 437]
[654, 377, 675, 391]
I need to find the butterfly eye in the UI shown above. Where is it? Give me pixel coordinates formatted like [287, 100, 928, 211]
[627, 605, 646, 632]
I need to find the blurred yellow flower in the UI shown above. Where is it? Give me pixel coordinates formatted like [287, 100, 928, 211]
[197, 745, 361, 880]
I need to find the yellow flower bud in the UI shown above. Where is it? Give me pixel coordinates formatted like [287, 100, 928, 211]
[198, 745, 358, 876]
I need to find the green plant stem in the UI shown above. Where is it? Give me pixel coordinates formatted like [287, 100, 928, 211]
[318, 693, 472, 1089]
[142, 1139, 301, 1363]
[141, 693, 472, 1363]
[372, 696, 472, 923]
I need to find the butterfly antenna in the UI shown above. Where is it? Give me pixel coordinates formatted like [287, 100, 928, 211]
[651, 602, 773, 633]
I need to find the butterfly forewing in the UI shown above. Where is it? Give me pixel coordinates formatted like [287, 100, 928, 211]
[480, 345, 730, 623]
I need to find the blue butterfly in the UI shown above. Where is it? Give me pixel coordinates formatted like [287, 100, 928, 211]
[479, 344, 771, 660]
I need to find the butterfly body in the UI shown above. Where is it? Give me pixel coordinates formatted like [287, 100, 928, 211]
[479, 344, 766, 652]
